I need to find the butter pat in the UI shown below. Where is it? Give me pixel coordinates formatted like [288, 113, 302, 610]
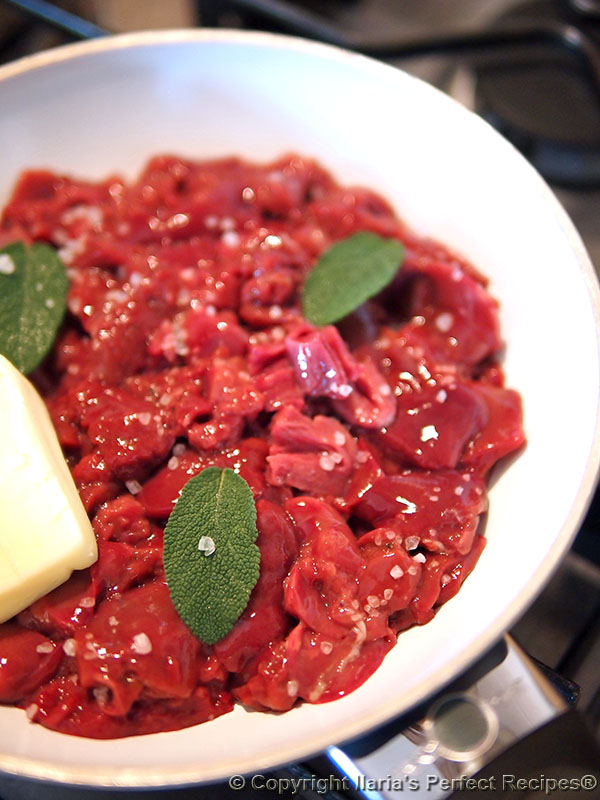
[0, 355, 97, 623]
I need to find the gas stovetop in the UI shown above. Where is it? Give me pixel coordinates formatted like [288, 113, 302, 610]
[0, 2, 598, 797]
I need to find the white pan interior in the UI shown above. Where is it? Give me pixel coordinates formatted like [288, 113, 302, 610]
[0, 30, 599, 788]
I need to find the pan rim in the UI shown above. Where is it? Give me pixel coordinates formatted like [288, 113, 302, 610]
[0, 26, 599, 788]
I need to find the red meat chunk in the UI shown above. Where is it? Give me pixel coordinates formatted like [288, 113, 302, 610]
[285, 324, 396, 428]
[267, 406, 357, 497]
[0, 624, 62, 702]
[355, 471, 487, 555]
[379, 379, 488, 469]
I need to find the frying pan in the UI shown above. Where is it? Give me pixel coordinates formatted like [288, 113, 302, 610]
[0, 29, 599, 790]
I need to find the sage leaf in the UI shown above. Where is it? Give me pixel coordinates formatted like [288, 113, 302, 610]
[302, 232, 404, 326]
[163, 467, 260, 645]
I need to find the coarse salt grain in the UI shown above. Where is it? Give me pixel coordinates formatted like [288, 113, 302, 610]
[320, 641, 333, 655]
[408, 565, 418, 576]
[167, 456, 179, 471]
[436, 389, 447, 403]
[390, 565, 404, 580]
[36, 642, 54, 654]
[319, 453, 336, 472]
[131, 632, 152, 655]
[125, 479, 142, 495]
[355, 451, 368, 464]
[221, 230, 240, 248]
[383, 588, 394, 601]
[435, 312, 454, 333]
[441, 574, 451, 586]
[413, 553, 426, 564]
[93, 686, 110, 706]
[198, 536, 216, 556]
[454, 486, 464, 496]
[367, 595, 380, 608]
[137, 412, 151, 425]
[0, 254, 15, 274]
[63, 638, 77, 656]
[173, 442, 186, 456]
[405, 535, 420, 551]
[79, 596, 95, 608]
[108, 616, 119, 627]
[287, 680, 299, 697]
[420, 424, 439, 443]
[333, 431, 346, 446]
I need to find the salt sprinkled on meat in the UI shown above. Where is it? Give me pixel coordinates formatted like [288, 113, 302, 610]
[125, 479, 142, 495]
[436, 389, 447, 403]
[222, 230, 240, 248]
[334, 431, 346, 446]
[405, 536, 420, 551]
[408, 565, 418, 576]
[173, 443, 186, 457]
[367, 595, 380, 608]
[287, 680, 299, 697]
[79, 596, 95, 608]
[198, 536, 216, 556]
[137, 412, 151, 426]
[167, 456, 179, 471]
[35, 642, 54, 654]
[435, 312, 454, 332]
[93, 687, 110, 706]
[455, 486, 464, 496]
[320, 641, 333, 655]
[420, 424, 439, 442]
[383, 589, 394, 601]
[441, 574, 451, 586]
[390, 565, 404, 579]
[108, 616, 119, 627]
[264, 234, 282, 248]
[413, 553, 426, 564]
[131, 632, 152, 655]
[319, 453, 336, 472]
[63, 638, 77, 656]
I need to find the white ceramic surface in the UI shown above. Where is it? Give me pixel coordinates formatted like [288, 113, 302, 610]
[0, 30, 599, 788]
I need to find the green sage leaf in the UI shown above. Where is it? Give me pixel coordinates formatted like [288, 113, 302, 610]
[302, 232, 404, 326]
[0, 241, 69, 374]
[163, 467, 260, 645]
